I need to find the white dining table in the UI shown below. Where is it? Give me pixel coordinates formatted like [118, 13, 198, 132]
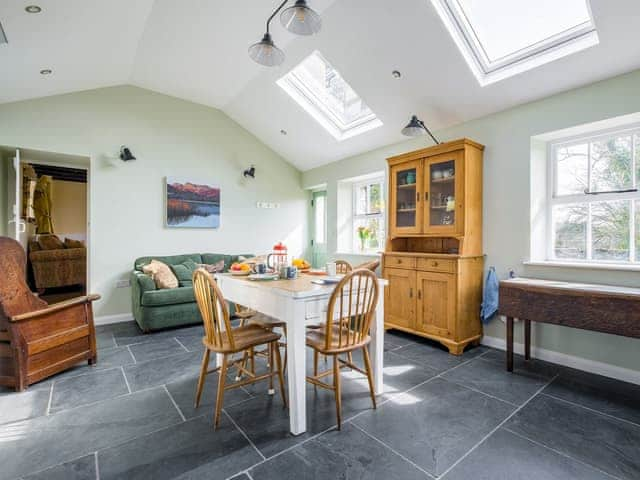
[215, 273, 387, 436]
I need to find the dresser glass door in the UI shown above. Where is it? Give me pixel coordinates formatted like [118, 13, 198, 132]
[428, 159, 456, 227]
[395, 167, 418, 229]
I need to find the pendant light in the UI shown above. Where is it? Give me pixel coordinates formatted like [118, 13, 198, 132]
[248, 32, 285, 67]
[401, 115, 440, 144]
[249, 1, 322, 67]
[280, 0, 322, 36]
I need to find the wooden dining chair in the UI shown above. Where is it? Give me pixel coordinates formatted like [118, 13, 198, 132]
[354, 259, 380, 273]
[192, 269, 287, 428]
[233, 304, 288, 382]
[334, 260, 353, 274]
[305, 269, 379, 429]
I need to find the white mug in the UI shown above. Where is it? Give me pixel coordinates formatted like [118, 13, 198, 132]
[326, 262, 337, 276]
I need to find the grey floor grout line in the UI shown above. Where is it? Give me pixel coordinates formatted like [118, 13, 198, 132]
[162, 385, 187, 422]
[349, 421, 437, 479]
[438, 373, 560, 479]
[540, 392, 640, 429]
[94, 451, 100, 480]
[126, 344, 137, 364]
[45, 381, 55, 416]
[121, 367, 132, 394]
[174, 337, 191, 353]
[222, 409, 266, 461]
[439, 377, 520, 408]
[503, 426, 623, 480]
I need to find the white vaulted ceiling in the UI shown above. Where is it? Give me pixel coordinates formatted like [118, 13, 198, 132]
[1, 0, 640, 170]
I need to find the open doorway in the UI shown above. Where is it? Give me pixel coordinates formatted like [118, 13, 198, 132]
[1, 147, 90, 303]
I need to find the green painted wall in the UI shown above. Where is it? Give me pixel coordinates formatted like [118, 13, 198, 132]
[302, 69, 640, 374]
[0, 86, 307, 317]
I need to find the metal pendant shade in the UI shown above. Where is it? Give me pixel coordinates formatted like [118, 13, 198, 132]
[401, 115, 441, 144]
[280, 0, 322, 35]
[248, 33, 285, 67]
[401, 115, 426, 137]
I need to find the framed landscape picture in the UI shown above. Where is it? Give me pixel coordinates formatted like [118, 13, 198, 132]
[165, 177, 220, 228]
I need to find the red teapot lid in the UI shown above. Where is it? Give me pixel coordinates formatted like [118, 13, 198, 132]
[273, 242, 287, 251]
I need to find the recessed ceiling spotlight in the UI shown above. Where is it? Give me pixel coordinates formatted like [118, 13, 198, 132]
[39, 69, 52, 75]
[25, 5, 42, 13]
[280, 129, 287, 135]
[392, 70, 402, 79]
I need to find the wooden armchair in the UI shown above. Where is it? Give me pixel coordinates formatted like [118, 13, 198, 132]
[0, 237, 100, 391]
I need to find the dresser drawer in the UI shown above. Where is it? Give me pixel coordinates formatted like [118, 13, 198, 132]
[417, 258, 456, 273]
[384, 256, 416, 270]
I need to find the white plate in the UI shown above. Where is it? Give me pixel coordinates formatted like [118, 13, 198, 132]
[248, 273, 279, 281]
[311, 275, 343, 285]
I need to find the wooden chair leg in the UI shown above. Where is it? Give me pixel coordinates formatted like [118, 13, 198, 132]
[250, 347, 256, 376]
[313, 350, 319, 377]
[274, 340, 288, 408]
[236, 349, 249, 381]
[347, 351, 354, 369]
[268, 342, 275, 395]
[282, 325, 288, 374]
[362, 346, 377, 409]
[195, 348, 210, 408]
[213, 354, 228, 430]
[333, 354, 342, 430]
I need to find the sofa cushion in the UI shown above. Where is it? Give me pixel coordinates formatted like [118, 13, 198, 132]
[141, 286, 195, 307]
[64, 238, 85, 249]
[142, 260, 179, 289]
[201, 253, 255, 272]
[38, 235, 65, 250]
[196, 259, 225, 274]
[134, 254, 203, 271]
[170, 259, 199, 287]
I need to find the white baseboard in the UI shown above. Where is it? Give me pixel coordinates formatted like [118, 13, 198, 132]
[481, 335, 640, 386]
[94, 313, 134, 326]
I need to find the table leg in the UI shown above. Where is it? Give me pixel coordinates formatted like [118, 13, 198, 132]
[368, 286, 385, 394]
[524, 319, 531, 361]
[285, 301, 307, 435]
[506, 316, 514, 372]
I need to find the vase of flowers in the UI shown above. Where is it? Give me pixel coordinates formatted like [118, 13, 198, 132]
[357, 226, 370, 252]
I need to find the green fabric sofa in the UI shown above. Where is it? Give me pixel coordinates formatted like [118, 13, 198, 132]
[131, 252, 252, 332]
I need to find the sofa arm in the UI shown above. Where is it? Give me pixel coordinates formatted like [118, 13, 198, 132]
[131, 271, 156, 294]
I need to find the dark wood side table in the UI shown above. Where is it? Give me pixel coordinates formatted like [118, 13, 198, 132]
[499, 278, 640, 372]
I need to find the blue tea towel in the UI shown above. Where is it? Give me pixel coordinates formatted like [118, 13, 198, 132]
[481, 267, 499, 324]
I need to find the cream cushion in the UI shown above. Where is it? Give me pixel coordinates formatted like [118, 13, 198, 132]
[142, 260, 179, 289]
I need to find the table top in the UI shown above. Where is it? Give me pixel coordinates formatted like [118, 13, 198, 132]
[500, 277, 640, 299]
[217, 273, 387, 299]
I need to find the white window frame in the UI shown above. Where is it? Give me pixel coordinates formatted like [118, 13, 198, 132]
[547, 124, 640, 265]
[277, 51, 383, 141]
[351, 176, 385, 254]
[430, 0, 599, 86]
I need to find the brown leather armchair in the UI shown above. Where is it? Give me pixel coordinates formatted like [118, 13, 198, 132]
[0, 237, 100, 391]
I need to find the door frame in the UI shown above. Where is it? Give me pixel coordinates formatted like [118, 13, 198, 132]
[4, 147, 92, 294]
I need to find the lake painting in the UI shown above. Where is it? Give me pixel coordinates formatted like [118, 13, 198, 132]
[165, 178, 220, 228]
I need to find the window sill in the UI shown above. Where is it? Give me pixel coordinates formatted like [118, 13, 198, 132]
[335, 251, 382, 258]
[524, 260, 640, 272]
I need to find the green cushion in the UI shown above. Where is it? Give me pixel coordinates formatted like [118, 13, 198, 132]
[170, 259, 198, 286]
[135, 272, 156, 292]
[141, 287, 195, 307]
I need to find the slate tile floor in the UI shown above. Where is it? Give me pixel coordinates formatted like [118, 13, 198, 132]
[1, 321, 638, 479]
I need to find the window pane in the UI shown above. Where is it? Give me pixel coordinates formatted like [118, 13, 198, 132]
[555, 143, 588, 195]
[553, 204, 587, 259]
[636, 200, 640, 263]
[591, 200, 630, 261]
[635, 134, 640, 187]
[368, 183, 383, 214]
[590, 136, 633, 193]
[354, 216, 384, 253]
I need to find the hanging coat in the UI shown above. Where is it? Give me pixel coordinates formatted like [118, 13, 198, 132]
[33, 175, 54, 234]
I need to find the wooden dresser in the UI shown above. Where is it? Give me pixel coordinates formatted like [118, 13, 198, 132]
[382, 138, 484, 355]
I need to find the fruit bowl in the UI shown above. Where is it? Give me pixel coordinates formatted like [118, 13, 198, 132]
[230, 270, 251, 276]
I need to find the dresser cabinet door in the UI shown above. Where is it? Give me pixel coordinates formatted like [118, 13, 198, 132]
[384, 268, 416, 329]
[416, 271, 456, 338]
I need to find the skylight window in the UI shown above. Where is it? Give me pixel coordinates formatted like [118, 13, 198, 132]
[277, 51, 382, 141]
[430, 0, 599, 86]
